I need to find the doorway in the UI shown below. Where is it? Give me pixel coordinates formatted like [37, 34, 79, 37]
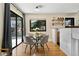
[57, 30, 60, 46]
[52, 29, 60, 46]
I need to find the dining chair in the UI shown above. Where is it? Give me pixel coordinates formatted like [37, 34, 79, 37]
[37, 35, 49, 52]
[24, 36, 36, 55]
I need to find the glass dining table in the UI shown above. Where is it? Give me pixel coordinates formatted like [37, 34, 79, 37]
[32, 33, 43, 52]
[28, 33, 45, 53]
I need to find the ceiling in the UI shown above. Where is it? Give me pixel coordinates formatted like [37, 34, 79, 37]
[14, 3, 79, 14]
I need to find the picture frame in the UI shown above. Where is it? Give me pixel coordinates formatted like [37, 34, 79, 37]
[30, 19, 46, 32]
[65, 18, 74, 26]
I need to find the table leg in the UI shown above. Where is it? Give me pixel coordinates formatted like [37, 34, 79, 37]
[35, 39, 39, 53]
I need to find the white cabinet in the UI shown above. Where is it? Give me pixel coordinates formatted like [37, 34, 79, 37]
[71, 28, 79, 56]
[60, 28, 72, 55]
[60, 28, 79, 56]
[72, 28, 79, 40]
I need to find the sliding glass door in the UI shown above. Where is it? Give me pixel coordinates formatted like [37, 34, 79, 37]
[10, 11, 23, 48]
[17, 16, 23, 45]
[10, 12, 17, 48]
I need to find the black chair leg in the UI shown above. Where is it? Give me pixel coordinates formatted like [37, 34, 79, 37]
[33, 46, 36, 54]
[29, 45, 35, 56]
[35, 43, 39, 53]
[25, 45, 28, 53]
[30, 45, 31, 55]
[46, 43, 49, 51]
[41, 44, 45, 55]
[37, 43, 39, 52]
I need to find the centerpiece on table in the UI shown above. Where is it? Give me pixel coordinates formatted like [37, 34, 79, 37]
[34, 27, 40, 37]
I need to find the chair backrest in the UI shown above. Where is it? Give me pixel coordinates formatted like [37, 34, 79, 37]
[24, 36, 34, 45]
[40, 35, 49, 44]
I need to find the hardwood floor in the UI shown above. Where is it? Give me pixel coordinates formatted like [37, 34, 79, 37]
[12, 42, 66, 56]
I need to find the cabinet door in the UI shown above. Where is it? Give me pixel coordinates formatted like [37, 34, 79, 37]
[72, 28, 79, 39]
[60, 28, 71, 55]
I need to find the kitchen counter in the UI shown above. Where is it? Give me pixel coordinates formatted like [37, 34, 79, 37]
[65, 26, 79, 28]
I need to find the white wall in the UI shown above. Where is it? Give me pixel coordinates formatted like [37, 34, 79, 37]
[74, 12, 79, 26]
[0, 3, 4, 48]
[25, 14, 52, 41]
[25, 14, 75, 41]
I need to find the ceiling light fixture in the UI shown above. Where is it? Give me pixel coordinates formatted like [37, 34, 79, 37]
[34, 5, 43, 11]
[36, 5, 43, 9]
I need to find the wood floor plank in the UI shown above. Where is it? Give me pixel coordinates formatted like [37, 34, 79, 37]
[12, 42, 66, 56]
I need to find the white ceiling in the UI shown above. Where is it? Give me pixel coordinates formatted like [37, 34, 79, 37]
[14, 3, 79, 14]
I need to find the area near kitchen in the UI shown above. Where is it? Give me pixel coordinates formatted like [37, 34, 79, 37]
[52, 13, 79, 56]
